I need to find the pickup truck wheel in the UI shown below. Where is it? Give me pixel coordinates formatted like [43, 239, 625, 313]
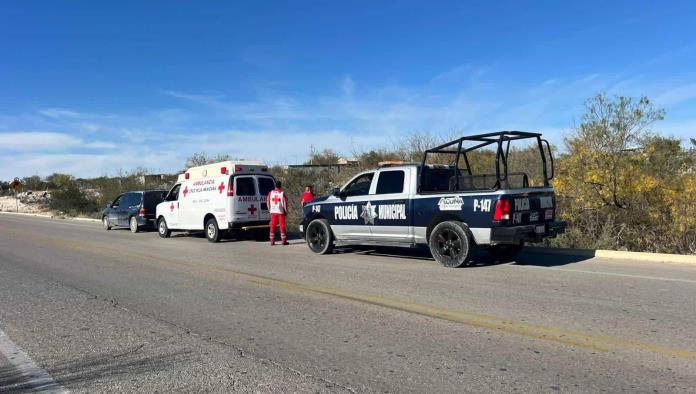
[102, 216, 111, 230]
[306, 219, 334, 254]
[129, 216, 139, 233]
[157, 218, 171, 238]
[489, 242, 524, 261]
[429, 221, 472, 268]
[206, 218, 221, 243]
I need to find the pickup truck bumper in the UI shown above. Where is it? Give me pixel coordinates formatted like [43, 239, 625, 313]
[490, 220, 567, 244]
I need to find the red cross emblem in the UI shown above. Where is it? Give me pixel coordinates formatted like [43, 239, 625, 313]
[218, 182, 225, 194]
[182, 186, 189, 197]
[272, 195, 281, 205]
[247, 204, 257, 215]
[169, 202, 175, 212]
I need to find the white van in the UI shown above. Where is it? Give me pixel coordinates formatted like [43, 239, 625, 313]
[155, 160, 276, 242]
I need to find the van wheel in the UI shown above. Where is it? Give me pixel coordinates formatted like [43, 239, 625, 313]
[129, 216, 139, 233]
[489, 242, 524, 261]
[206, 218, 221, 243]
[429, 221, 473, 268]
[158, 218, 171, 238]
[306, 219, 334, 254]
[102, 216, 111, 230]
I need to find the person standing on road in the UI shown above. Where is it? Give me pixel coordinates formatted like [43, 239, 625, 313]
[300, 185, 315, 207]
[268, 181, 289, 246]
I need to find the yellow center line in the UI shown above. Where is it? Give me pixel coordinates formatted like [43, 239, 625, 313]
[5, 228, 696, 360]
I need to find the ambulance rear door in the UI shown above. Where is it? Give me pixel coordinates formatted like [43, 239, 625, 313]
[232, 175, 261, 223]
[256, 175, 276, 222]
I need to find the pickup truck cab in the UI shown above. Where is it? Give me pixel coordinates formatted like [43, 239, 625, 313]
[300, 131, 566, 267]
[156, 160, 276, 242]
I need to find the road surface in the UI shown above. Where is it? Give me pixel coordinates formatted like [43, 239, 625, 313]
[0, 214, 695, 393]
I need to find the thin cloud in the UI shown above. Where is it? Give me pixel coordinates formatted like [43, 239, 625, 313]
[38, 108, 82, 119]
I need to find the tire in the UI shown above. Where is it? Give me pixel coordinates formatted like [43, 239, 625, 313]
[488, 242, 524, 261]
[428, 221, 473, 268]
[157, 218, 171, 238]
[129, 216, 139, 233]
[102, 216, 112, 230]
[306, 219, 334, 254]
[205, 218, 221, 243]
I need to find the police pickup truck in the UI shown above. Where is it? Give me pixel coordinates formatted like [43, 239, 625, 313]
[300, 131, 566, 267]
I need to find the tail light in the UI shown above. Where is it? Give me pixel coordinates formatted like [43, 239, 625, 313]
[493, 198, 510, 221]
[235, 166, 243, 172]
[139, 207, 146, 217]
[220, 166, 227, 174]
[227, 181, 234, 197]
[184, 172, 190, 179]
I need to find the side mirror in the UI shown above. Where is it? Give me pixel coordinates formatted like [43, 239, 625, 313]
[333, 188, 348, 199]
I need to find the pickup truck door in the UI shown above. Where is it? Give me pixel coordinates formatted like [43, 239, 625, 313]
[369, 169, 412, 244]
[331, 172, 376, 242]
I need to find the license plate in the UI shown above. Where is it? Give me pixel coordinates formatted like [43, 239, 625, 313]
[535, 225, 546, 234]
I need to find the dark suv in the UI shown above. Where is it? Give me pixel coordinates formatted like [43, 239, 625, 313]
[102, 190, 167, 233]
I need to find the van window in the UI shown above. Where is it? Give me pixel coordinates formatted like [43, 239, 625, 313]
[112, 194, 124, 207]
[258, 177, 275, 195]
[123, 193, 141, 208]
[144, 191, 166, 210]
[376, 170, 405, 194]
[236, 177, 256, 196]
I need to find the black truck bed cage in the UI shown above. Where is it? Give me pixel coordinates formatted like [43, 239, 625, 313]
[419, 131, 553, 192]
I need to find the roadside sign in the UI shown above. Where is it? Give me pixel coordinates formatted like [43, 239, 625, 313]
[9, 177, 22, 212]
[10, 178, 22, 192]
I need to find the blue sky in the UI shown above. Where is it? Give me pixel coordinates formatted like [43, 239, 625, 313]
[2, 1, 696, 179]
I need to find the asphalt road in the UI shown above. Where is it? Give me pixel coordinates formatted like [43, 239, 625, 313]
[0, 214, 695, 393]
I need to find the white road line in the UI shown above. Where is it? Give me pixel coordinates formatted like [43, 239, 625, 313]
[509, 264, 696, 284]
[0, 327, 69, 393]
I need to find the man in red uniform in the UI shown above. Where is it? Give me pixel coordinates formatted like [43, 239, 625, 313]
[300, 185, 315, 207]
[267, 181, 289, 245]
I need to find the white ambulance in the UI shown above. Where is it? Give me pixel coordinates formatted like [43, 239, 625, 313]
[155, 160, 276, 242]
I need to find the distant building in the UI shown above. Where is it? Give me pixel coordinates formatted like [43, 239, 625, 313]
[285, 157, 359, 173]
[138, 174, 166, 184]
[337, 157, 359, 165]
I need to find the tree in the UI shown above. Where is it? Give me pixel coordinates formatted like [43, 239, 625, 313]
[185, 152, 233, 169]
[306, 147, 341, 165]
[46, 173, 75, 189]
[49, 179, 94, 214]
[22, 175, 45, 190]
[559, 93, 664, 210]
[552, 93, 696, 253]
